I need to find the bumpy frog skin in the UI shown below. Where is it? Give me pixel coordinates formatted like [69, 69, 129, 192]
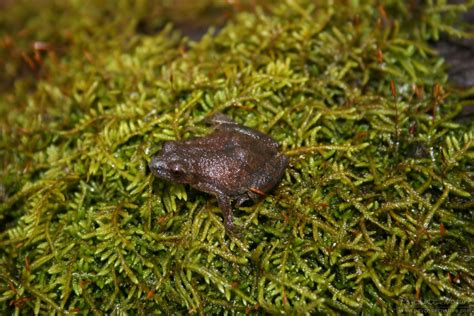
[149, 113, 288, 232]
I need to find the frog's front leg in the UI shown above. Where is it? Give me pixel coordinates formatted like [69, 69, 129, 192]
[215, 193, 234, 232]
[193, 182, 235, 232]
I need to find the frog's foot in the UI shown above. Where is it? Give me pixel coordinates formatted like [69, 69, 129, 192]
[235, 195, 250, 207]
[216, 201, 242, 238]
[226, 224, 243, 239]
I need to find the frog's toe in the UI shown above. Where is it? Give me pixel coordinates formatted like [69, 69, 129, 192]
[226, 223, 243, 239]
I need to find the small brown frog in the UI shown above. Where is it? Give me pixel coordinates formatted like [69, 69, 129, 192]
[149, 113, 288, 232]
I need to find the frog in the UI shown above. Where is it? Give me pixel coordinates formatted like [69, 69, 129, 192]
[149, 113, 288, 232]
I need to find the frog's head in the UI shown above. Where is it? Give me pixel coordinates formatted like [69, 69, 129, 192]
[149, 141, 197, 185]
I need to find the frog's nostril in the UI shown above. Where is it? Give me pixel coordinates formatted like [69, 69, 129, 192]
[149, 156, 165, 174]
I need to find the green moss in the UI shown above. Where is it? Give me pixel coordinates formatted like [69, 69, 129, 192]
[1, 0, 473, 314]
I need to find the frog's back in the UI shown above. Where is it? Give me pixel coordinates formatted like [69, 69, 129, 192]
[188, 129, 283, 195]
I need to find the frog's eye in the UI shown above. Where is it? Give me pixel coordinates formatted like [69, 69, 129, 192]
[169, 162, 185, 177]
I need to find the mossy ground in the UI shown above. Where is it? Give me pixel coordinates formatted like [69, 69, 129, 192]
[1, 1, 473, 314]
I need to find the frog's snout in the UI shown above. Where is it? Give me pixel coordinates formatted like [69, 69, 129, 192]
[149, 155, 162, 176]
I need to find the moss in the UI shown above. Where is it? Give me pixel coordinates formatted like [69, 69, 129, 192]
[1, 0, 473, 314]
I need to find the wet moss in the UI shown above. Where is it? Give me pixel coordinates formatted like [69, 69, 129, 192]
[1, 0, 473, 314]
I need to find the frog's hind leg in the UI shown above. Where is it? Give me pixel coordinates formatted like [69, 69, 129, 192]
[251, 154, 289, 196]
[205, 112, 235, 124]
[212, 116, 279, 149]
